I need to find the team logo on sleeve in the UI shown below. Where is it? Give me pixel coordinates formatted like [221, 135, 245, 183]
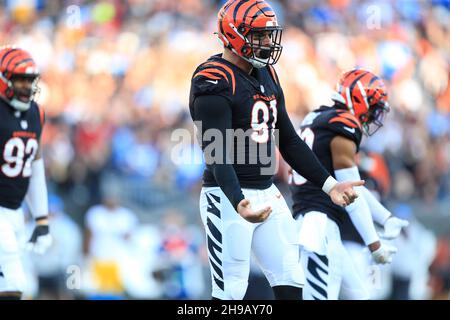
[343, 127, 355, 134]
[329, 110, 361, 130]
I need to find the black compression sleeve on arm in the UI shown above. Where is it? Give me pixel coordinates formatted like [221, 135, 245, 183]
[193, 95, 245, 210]
[276, 91, 331, 189]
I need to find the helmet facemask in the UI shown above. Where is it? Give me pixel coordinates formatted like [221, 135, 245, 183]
[361, 101, 390, 136]
[8, 74, 40, 112]
[331, 68, 390, 136]
[217, 0, 284, 69]
[241, 26, 283, 69]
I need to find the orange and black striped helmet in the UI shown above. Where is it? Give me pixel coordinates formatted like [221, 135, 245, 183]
[217, 0, 282, 68]
[0, 46, 40, 111]
[332, 69, 390, 135]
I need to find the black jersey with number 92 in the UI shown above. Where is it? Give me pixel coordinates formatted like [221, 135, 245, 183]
[289, 105, 363, 226]
[0, 99, 44, 209]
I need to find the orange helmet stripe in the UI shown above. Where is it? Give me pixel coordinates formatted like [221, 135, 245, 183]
[249, 5, 274, 26]
[223, 0, 238, 17]
[347, 71, 370, 92]
[2, 50, 34, 75]
[0, 48, 19, 65]
[218, 1, 281, 67]
[3, 51, 24, 70]
[242, 2, 263, 26]
[232, 0, 248, 23]
[333, 68, 388, 127]
[8, 53, 28, 66]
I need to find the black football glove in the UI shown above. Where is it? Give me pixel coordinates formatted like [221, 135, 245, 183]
[26, 219, 52, 254]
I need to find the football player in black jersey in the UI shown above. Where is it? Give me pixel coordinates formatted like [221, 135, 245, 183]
[189, 0, 364, 300]
[289, 69, 408, 300]
[0, 46, 51, 300]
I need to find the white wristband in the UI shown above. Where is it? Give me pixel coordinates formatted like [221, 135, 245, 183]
[25, 158, 49, 219]
[322, 176, 338, 194]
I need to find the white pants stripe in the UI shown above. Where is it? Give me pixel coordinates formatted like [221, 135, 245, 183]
[297, 211, 369, 300]
[200, 185, 304, 300]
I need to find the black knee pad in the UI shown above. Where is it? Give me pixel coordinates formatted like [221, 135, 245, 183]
[272, 285, 303, 300]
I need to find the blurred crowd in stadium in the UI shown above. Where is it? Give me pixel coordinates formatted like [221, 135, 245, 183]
[0, 0, 449, 299]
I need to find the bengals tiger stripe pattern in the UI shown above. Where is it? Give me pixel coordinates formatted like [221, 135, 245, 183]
[194, 61, 236, 95]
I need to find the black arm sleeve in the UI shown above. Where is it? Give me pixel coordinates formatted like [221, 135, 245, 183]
[193, 95, 245, 210]
[276, 90, 331, 189]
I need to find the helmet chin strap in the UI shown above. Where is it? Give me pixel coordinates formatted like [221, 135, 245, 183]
[249, 59, 267, 69]
[229, 45, 267, 69]
[247, 55, 269, 69]
[10, 98, 31, 111]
